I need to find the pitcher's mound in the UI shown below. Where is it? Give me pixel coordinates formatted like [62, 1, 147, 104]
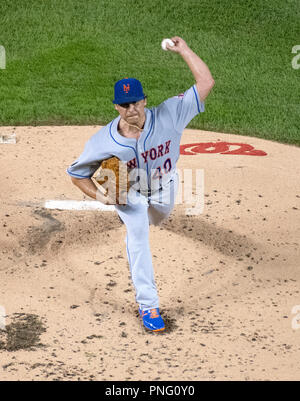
[0, 126, 299, 380]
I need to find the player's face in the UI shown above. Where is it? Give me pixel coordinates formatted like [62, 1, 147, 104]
[115, 98, 147, 125]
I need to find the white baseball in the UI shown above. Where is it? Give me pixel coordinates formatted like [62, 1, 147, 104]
[161, 38, 175, 51]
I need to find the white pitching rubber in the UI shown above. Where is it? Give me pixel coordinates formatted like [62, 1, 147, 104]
[44, 200, 115, 211]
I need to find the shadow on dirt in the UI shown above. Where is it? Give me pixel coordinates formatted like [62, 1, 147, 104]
[20, 208, 122, 255]
[162, 214, 262, 260]
[20, 208, 64, 254]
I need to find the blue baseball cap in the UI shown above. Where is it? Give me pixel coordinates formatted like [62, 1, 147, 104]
[113, 78, 146, 105]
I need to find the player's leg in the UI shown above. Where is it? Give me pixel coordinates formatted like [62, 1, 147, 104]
[115, 193, 159, 311]
[148, 172, 179, 226]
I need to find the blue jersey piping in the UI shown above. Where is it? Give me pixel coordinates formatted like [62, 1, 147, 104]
[66, 168, 91, 179]
[193, 85, 201, 114]
[143, 109, 154, 180]
[109, 120, 140, 168]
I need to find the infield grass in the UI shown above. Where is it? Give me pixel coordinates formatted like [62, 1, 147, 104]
[0, 0, 299, 145]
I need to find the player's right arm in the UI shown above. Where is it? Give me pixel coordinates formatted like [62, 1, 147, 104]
[166, 36, 215, 102]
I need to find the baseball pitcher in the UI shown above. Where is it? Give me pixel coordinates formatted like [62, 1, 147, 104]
[67, 37, 215, 332]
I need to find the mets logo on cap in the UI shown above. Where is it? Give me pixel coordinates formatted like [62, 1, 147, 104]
[112, 77, 145, 105]
[123, 83, 130, 93]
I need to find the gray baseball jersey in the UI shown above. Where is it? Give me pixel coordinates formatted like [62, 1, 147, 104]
[67, 84, 204, 191]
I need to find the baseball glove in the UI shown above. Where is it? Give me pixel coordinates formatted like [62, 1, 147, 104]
[92, 156, 131, 205]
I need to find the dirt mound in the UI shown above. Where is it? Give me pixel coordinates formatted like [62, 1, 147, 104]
[0, 126, 299, 380]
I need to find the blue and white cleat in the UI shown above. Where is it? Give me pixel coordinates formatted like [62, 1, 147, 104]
[139, 308, 165, 332]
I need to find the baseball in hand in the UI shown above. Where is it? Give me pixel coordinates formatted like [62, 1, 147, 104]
[161, 38, 175, 51]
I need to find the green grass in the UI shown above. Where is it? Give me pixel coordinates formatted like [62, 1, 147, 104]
[0, 0, 299, 145]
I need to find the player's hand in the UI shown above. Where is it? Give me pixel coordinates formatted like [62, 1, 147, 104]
[167, 36, 190, 54]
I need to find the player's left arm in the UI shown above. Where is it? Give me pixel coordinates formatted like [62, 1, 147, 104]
[166, 36, 215, 102]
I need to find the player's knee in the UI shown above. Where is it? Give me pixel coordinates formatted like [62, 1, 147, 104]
[127, 224, 149, 243]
